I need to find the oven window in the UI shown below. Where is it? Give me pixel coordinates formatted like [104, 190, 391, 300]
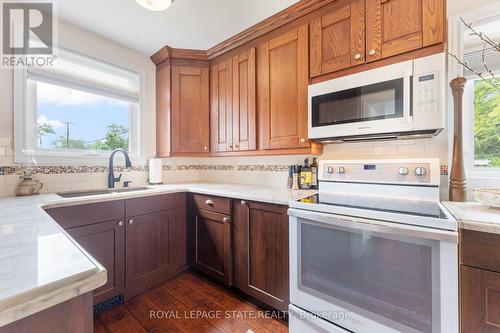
[299, 221, 440, 333]
[312, 78, 404, 127]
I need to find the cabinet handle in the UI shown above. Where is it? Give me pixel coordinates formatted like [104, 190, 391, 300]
[205, 199, 214, 206]
[368, 49, 376, 56]
[117, 221, 123, 227]
[241, 200, 247, 206]
[128, 219, 134, 225]
[223, 217, 230, 223]
[300, 138, 306, 143]
[354, 53, 362, 60]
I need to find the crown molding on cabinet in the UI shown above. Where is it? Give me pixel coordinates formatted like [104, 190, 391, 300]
[150, 0, 335, 65]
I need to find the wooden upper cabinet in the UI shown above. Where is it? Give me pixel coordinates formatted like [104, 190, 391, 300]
[211, 48, 256, 153]
[310, 0, 365, 77]
[232, 48, 256, 151]
[171, 65, 210, 153]
[366, 0, 444, 62]
[210, 60, 233, 152]
[259, 25, 310, 150]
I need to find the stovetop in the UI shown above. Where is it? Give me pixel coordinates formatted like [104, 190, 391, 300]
[297, 193, 449, 219]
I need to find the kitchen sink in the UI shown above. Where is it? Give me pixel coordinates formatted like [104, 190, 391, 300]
[58, 187, 150, 198]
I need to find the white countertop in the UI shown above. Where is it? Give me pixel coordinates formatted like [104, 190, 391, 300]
[442, 201, 500, 234]
[0, 182, 315, 326]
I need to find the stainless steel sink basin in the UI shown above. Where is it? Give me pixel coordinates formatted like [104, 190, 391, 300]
[58, 187, 150, 198]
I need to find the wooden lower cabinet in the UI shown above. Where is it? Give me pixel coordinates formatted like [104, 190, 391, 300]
[460, 230, 500, 333]
[188, 195, 232, 286]
[65, 221, 125, 304]
[45, 193, 187, 304]
[125, 206, 186, 298]
[461, 266, 500, 333]
[233, 200, 289, 311]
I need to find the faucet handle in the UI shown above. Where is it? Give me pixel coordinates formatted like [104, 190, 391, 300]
[115, 173, 122, 182]
[123, 181, 132, 188]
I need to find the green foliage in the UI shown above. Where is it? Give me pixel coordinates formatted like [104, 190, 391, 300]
[474, 79, 500, 167]
[50, 124, 129, 151]
[52, 136, 87, 149]
[38, 123, 55, 146]
[90, 124, 129, 151]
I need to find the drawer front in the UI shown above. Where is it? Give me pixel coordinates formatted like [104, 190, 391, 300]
[126, 192, 185, 217]
[461, 229, 500, 272]
[45, 200, 125, 229]
[191, 194, 231, 215]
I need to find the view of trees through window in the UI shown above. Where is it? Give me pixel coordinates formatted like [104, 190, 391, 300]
[35, 81, 132, 152]
[473, 78, 500, 167]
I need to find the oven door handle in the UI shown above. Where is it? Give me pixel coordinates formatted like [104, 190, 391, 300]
[288, 208, 457, 242]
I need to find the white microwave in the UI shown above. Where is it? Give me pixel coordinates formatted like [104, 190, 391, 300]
[308, 53, 446, 142]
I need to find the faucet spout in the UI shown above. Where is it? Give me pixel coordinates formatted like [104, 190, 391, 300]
[108, 149, 132, 188]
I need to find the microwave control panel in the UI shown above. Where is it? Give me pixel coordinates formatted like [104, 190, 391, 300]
[415, 72, 438, 113]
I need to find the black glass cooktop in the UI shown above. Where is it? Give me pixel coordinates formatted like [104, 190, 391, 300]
[297, 193, 449, 219]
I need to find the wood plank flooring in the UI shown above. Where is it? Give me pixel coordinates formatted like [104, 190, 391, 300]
[95, 271, 288, 333]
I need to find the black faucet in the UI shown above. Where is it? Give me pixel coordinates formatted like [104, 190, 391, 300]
[108, 149, 132, 188]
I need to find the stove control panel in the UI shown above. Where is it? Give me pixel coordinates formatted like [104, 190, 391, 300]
[319, 160, 439, 185]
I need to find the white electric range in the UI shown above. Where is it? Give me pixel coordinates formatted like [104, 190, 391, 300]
[288, 159, 458, 333]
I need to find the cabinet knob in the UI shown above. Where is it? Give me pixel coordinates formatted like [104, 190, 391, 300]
[368, 49, 376, 56]
[205, 199, 214, 206]
[234, 144, 239, 149]
[203, 146, 208, 151]
[241, 200, 246, 206]
[117, 221, 123, 227]
[354, 53, 362, 60]
[300, 138, 306, 143]
[128, 219, 134, 225]
[223, 217, 230, 223]
[229, 145, 233, 149]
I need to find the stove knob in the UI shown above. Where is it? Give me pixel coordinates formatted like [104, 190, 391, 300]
[337, 166, 345, 174]
[415, 167, 427, 176]
[327, 167, 334, 174]
[398, 167, 409, 176]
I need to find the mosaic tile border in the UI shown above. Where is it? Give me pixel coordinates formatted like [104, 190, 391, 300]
[0, 164, 291, 176]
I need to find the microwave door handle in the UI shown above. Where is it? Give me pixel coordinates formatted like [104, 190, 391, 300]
[288, 208, 457, 242]
[405, 73, 413, 121]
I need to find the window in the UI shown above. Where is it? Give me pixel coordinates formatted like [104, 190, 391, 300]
[449, 5, 500, 178]
[15, 47, 141, 162]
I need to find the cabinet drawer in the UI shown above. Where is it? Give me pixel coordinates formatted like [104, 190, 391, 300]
[45, 200, 125, 229]
[126, 193, 185, 217]
[461, 229, 500, 272]
[191, 194, 231, 215]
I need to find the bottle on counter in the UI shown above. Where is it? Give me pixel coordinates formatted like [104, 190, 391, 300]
[311, 157, 318, 190]
[292, 166, 300, 190]
[287, 166, 294, 189]
[300, 159, 312, 190]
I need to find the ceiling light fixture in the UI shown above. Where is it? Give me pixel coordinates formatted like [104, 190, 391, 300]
[136, 0, 174, 11]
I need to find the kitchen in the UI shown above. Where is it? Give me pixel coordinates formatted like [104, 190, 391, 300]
[0, 0, 499, 332]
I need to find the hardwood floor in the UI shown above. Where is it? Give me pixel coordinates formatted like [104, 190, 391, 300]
[95, 271, 288, 333]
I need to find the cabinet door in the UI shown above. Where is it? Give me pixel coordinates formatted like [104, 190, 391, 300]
[258, 25, 310, 150]
[366, 0, 444, 61]
[461, 266, 500, 333]
[234, 200, 289, 311]
[310, 0, 365, 77]
[210, 59, 233, 152]
[125, 205, 186, 298]
[366, 0, 422, 61]
[188, 209, 232, 286]
[66, 220, 125, 304]
[171, 65, 210, 153]
[232, 48, 256, 151]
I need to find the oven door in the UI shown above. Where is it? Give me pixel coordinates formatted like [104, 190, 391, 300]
[308, 60, 413, 139]
[289, 209, 458, 333]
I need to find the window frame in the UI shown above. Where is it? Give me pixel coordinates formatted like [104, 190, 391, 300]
[13, 24, 156, 165]
[448, 3, 500, 180]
